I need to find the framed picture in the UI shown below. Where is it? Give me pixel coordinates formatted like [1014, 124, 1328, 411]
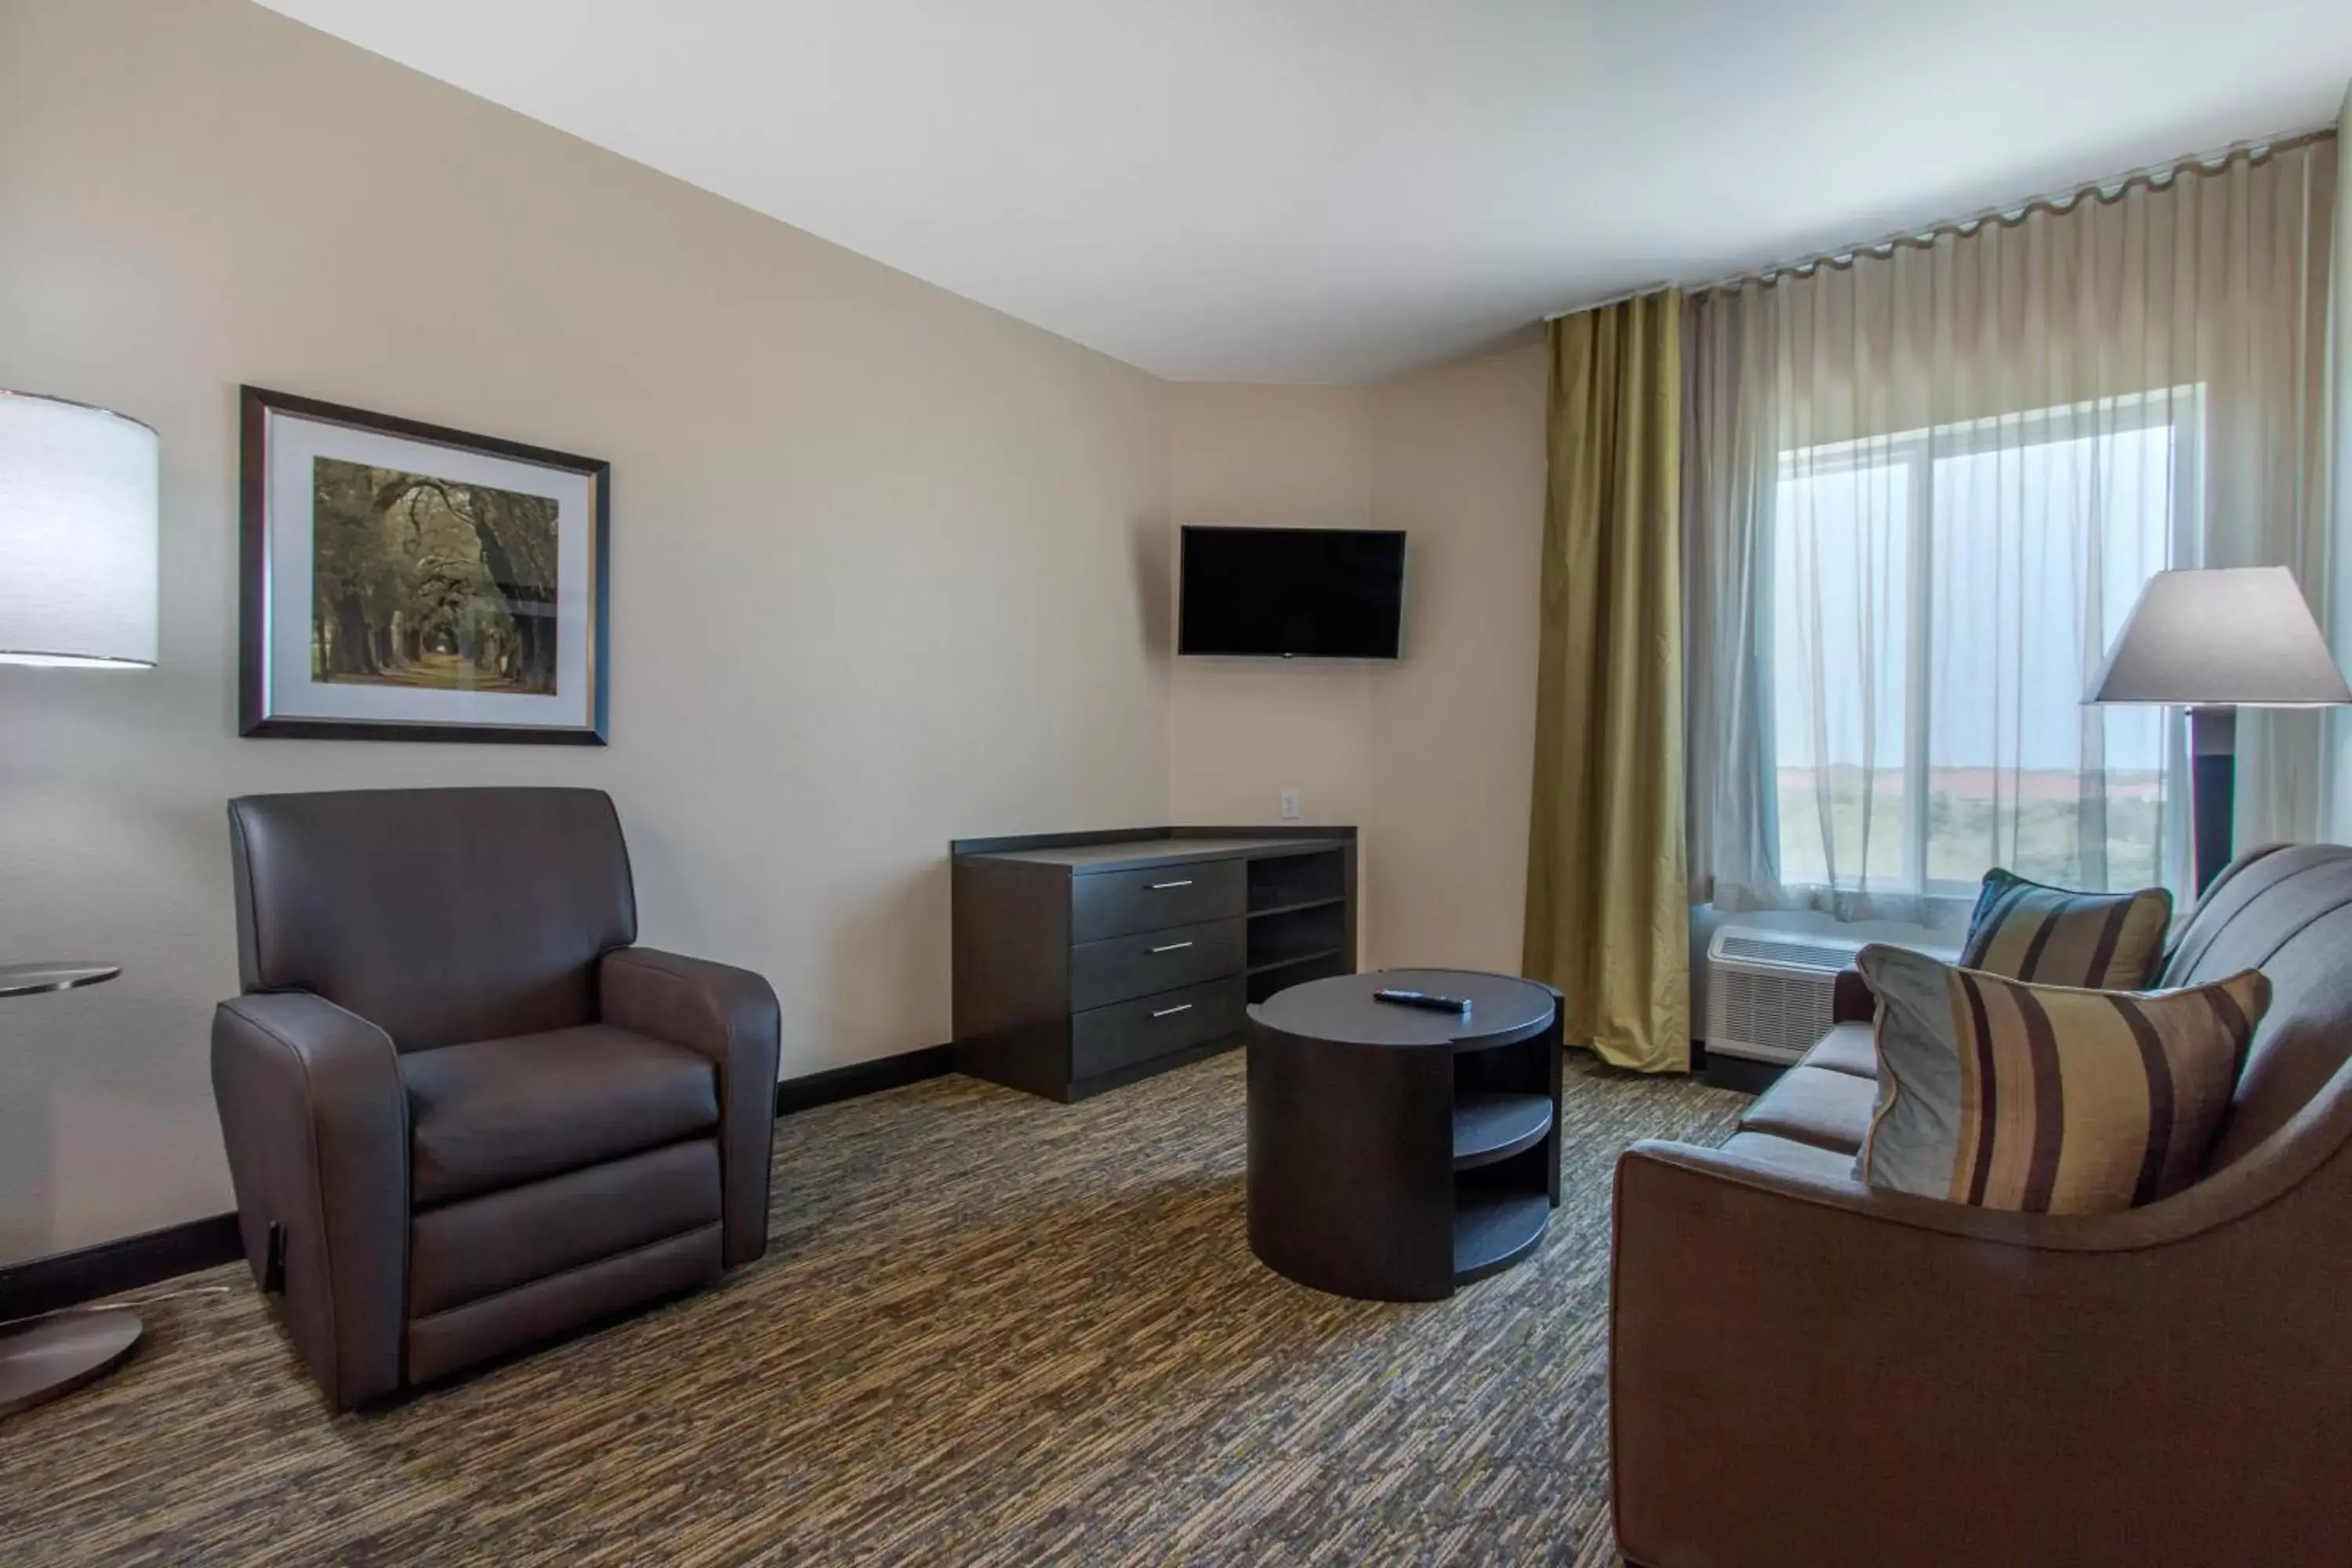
[238, 385, 610, 744]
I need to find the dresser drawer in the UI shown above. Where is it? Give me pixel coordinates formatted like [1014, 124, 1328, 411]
[1069, 858, 1245, 942]
[1070, 918, 1245, 1012]
[1070, 976, 1247, 1081]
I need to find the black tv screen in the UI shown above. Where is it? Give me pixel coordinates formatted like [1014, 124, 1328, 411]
[1178, 527, 1406, 659]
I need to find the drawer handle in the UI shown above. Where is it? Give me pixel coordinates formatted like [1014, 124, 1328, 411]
[1151, 1003, 1195, 1018]
[1149, 941, 1195, 954]
[1149, 879, 1195, 890]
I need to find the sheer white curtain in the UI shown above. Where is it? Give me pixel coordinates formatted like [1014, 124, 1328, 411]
[1686, 135, 2336, 924]
[2331, 88, 2352, 840]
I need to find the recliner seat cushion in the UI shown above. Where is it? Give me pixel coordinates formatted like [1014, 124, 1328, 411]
[403, 1025, 720, 1206]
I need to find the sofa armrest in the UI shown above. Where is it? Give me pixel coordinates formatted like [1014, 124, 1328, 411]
[1609, 1136, 2352, 1568]
[600, 946, 781, 1265]
[1831, 965, 1875, 1024]
[210, 991, 408, 1409]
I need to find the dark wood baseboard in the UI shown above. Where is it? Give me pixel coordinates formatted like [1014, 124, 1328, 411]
[2, 1045, 960, 1320]
[774, 1043, 953, 1116]
[1065, 1033, 1242, 1102]
[0, 1214, 245, 1323]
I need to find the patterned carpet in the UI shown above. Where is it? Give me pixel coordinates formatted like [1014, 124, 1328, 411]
[2, 1052, 1743, 1566]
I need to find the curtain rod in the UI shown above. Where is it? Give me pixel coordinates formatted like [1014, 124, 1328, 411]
[1541, 122, 2337, 321]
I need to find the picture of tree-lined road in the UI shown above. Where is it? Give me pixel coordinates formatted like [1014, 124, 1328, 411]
[310, 456, 559, 693]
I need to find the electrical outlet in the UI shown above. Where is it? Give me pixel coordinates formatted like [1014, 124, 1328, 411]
[1279, 789, 1301, 820]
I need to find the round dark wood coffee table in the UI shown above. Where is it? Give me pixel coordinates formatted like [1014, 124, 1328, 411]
[1246, 968, 1563, 1301]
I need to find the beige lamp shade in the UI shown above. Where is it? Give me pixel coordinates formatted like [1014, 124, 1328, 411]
[0, 389, 160, 668]
[2086, 567, 2350, 708]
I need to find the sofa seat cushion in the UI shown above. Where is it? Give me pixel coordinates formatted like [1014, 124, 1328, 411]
[1798, 1022, 1878, 1080]
[403, 1025, 720, 1206]
[1737, 1065, 1878, 1154]
[1719, 1131, 1865, 1184]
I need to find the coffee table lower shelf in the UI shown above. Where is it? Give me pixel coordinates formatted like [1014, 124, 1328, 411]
[1454, 1189, 1552, 1285]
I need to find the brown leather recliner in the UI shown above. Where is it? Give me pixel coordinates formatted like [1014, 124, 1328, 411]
[1611, 843, 2352, 1567]
[211, 786, 779, 1409]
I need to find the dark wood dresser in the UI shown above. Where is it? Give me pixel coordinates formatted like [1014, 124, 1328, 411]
[951, 827, 1359, 1102]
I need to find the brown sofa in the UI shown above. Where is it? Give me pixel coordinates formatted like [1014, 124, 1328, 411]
[211, 786, 779, 1409]
[1611, 844, 2352, 1567]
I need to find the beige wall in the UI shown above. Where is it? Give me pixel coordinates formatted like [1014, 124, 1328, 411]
[1365, 344, 1548, 972]
[0, 0, 1172, 1261]
[1165, 384, 1378, 836]
[2, 0, 1559, 1266]
[1166, 349, 1550, 975]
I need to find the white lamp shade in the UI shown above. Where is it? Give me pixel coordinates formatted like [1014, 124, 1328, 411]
[2086, 566, 2351, 707]
[0, 390, 159, 668]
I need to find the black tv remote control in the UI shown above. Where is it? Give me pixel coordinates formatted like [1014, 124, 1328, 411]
[1373, 988, 1471, 1014]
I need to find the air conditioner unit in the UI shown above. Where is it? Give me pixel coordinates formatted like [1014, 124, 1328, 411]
[1704, 927, 1957, 1065]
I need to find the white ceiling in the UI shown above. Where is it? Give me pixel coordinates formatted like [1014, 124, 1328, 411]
[256, 1, 2352, 383]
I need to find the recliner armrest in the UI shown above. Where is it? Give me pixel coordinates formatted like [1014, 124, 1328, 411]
[600, 947, 781, 1265]
[210, 990, 408, 1409]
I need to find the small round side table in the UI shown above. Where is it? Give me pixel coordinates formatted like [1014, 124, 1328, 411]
[1, 963, 146, 1421]
[0, 964, 122, 999]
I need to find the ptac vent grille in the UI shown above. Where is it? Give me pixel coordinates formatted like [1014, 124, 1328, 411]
[1707, 964, 1838, 1063]
[1714, 935, 1863, 971]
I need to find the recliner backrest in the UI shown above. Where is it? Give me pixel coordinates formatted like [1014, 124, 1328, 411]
[2160, 843, 2352, 1171]
[228, 786, 637, 1051]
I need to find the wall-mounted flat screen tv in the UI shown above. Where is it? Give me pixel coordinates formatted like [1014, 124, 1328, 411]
[1178, 526, 1406, 659]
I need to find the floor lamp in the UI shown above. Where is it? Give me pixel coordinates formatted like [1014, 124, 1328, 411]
[2087, 567, 2352, 895]
[0, 387, 159, 1417]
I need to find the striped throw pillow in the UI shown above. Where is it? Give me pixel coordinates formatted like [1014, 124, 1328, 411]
[1958, 868, 2172, 989]
[1853, 944, 2267, 1214]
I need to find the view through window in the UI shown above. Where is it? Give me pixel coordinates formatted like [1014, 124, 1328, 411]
[1769, 391, 2193, 900]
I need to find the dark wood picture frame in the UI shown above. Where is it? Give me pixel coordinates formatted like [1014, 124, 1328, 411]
[238, 385, 611, 745]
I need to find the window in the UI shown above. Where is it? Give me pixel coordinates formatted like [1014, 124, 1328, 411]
[1768, 390, 2196, 900]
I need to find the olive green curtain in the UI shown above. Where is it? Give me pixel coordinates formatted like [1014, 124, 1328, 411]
[1523, 292, 1690, 1073]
